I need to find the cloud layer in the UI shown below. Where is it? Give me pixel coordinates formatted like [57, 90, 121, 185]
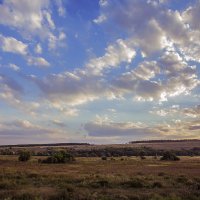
[0, 0, 199, 144]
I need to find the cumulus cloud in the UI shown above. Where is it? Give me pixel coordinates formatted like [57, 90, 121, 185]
[96, 0, 200, 63]
[31, 70, 114, 106]
[84, 115, 156, 137]
[27, 56, 50, 67]
[55, 0, 66, 17]
[0, 119, 56, 143]
[113, 51, 199, 102]
[84, 117, 200, 140]
[0, 0, 66, 51]
[0, 74, 41, 115]
[26, 0, 199, 105]
[0, 74, 23, 95]
[8, 64, 20, 72]
[34, 43, 42, 54]
[86, 39, 136, 75]
[151, 105, 200, 118]
[52, 120, 67, 128]
[48, 31, 66, 50]
[93, 14, 107, 24]
[99, 0, 108, 7]
[0, 0, 51, 38]
[0, 34, 28, 55]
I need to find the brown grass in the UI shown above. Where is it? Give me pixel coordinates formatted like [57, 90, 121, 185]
[0, 156, 200, 199]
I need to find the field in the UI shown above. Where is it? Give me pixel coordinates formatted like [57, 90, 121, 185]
[0, 155, 200, 200]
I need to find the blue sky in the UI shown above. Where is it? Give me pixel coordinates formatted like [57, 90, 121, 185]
[0, 0, 199, 145]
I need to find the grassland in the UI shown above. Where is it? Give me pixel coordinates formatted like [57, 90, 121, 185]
[0, 155, 200, 200]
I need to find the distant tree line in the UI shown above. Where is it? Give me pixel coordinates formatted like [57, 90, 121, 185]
[1, 146, 200, 157]
[129, 139, 200, 143]
[0, 143, 90, 148]
[67, 147, 200, 157]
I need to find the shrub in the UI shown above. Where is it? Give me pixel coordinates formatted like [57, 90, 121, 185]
[101, 156, 107, 160]
[18, 150, 31, 162]
[41, 151, 75, 164]
[152, 181, 163, 188]
[140, 155, 146, 160]
[160, 151, 180, 161]
[122, 178, 145, 188]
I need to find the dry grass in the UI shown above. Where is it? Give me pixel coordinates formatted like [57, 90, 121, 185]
[0, 156, 199, 199]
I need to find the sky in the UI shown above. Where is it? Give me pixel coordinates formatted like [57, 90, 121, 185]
[0, 0, 200, 145]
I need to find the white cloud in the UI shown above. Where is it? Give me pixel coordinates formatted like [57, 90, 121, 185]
[132, 61, 160, 80]
[52, 120, 67, 127]
[34, 43, 42, 54]
[8, 63, 20, 71]
[99, 0, 108, 7]
[55, 0, 66, 17]
[31, 70, 112, 106]
[87, 39, 136, 75]
[85, 120, 155, 137]
[84, 117, 200, 140]
[48, 31, 66, 50]
[0, 0, 65, 51]
[43, 10, 55, 29]
[151, 105, 200, 118]
[0, 74, 41, 115]
[182, 3, 200, 30]
[0, 0, 50, 37]
[27, 56, 50, 67]
[0, 34, 28, 55]
[93, 14, 107, 24]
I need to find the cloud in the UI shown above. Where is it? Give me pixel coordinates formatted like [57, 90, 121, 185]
[0, 118, 79, 145]
[93, 14, 107, 24]
[151, 105, 200, 118]
[34, 43, 42, 54]
[0, 0, 66, 51]
[85, 120, 156, 137]
[27, 56, 50, 67]
[86, 39, 136, 75]
[55, 0, 66, 17]
[0, 34, 28, 55]
[0, 0, 50, 38]
[132, 61, 160, 80]
[0, 119, 54, 139]
[48, 31, 66, 50]
[31, 70, 114, 106]
[84, 117, 200, 140]
[182, 2, 200, 30]
[0, 74, 41, 115]
[113, 51, 199, 102]
[0, 74, 23, 95]
[96, 0, 200, 63]
[52, 120, 67, 128]
[8, 63, 20, 72]
[99, 0, 108, 7]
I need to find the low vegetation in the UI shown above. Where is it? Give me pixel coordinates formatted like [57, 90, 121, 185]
[40, 151, 75, 164]
[18, 150, 31, 162]
[160, 151, 180, 161]
[0, 155, 199, 200]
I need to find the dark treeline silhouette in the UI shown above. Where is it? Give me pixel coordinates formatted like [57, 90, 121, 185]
[0, 146, 200, 157]
[0, 143, 90, 148]
[68, 147, 200, 157]
[129, 139, 200, 144]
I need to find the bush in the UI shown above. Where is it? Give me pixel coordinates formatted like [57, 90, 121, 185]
[122, 178, 145, 188]
[18, 150, 31, 162]
[101, 156, 107, 160]
[160, 151, 180, 161]
[152, 181, 163, 188]
[140, 155, 146, 160]
[41, 151, 75, 164]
